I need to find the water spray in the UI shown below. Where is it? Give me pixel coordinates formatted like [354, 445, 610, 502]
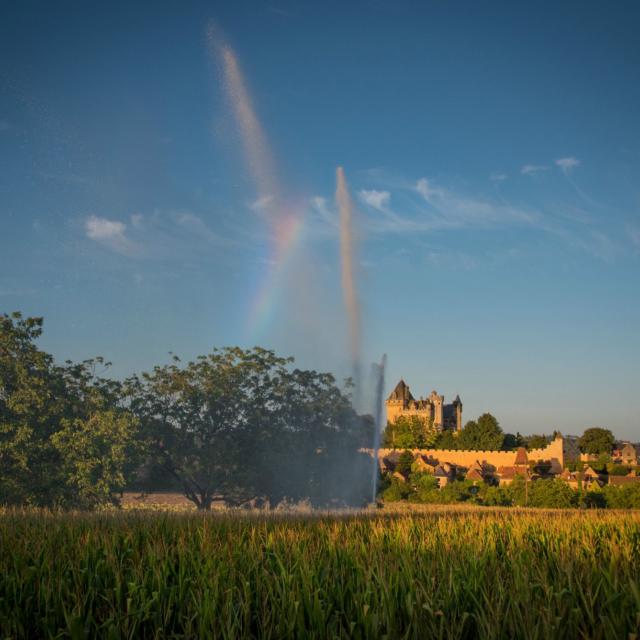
[335, 167, 362, 400]
[372, 354, 387, 503]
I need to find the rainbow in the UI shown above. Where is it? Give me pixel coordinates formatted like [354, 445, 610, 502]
[246, 209, 306, 339]
[209, 28, 308, 341]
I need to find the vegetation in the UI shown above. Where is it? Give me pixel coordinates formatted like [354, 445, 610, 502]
[380, 467, 640, 509]
[382, 414, 438, 448]
[1, 508, 639, 639]
[384, 412, 519, 451]
[578, 427, 615, 455]
[1, 312, 371, 510]
[0, 313, 138, 508]
[2, 312, 639, 514]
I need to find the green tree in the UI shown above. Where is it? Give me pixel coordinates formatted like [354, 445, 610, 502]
[502, 432, 524, 450]
[51, 410, 140, 508]
[433, 429, 459, 450]
[458, 413, 504, 450]
[0, 312, 130, 507]
[607, 464, 631, 476]
[478, 484, 512, 506]
[126, 347, 370, 509]
[409, 472, 440, 503]
[527, 479, 578, 508]
[526, 434, 552, 450]
[382, 415, 437, 449]
[438, 479, 475, 503]
[382, 477, 411, 502]
[395, 450, 415, 477]
[578, 428, 615, 455]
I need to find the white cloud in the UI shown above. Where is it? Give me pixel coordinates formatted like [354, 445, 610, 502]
[629, 227, 640, 248]
[490, 173, 507, 182]
[413, 177, 536, 229]
[85, 215, 137, 256]
[0, 120, 9, 132]
[311, 196, 337, 228]
[249, 194, 274, 212]
[358, 189, 390, 210]
[416, 178, 443, 202]
[521, 164, 549, 176]
[556, 156, 580, 173]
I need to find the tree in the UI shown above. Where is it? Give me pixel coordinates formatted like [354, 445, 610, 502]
[578, 428, 615, 455]
[433, 429, 459, 450]
[126, 347, 370, 509]
[458, 413, 504, 450]
[526, 479, 577, 508]
[51, 410, 140, 508]
[382, 477, 411, 502]
[526, 434, 552, 450]
[0, 312, 136, 507]
[382, 415, 437, 449]
[395, 450, 414, 477]
[502, 432, 524, 450]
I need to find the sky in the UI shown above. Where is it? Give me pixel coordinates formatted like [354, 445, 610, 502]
[1, 1, 639, 438]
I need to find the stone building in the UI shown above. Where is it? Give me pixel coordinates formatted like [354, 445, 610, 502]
[386, 379, 462, 432]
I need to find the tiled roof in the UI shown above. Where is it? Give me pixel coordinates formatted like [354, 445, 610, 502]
[514, 447, 528, 466]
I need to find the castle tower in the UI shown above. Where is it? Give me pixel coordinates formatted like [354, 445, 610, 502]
[452, 395, 463, 432]
[429, 390, 444, 428]
[385, 379, 414, 424]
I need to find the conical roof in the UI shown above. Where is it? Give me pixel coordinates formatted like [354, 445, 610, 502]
[387, 379, 414, 402]
[514, 447, 528, 466]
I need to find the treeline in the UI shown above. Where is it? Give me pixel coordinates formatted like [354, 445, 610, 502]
[382, 415, 619, 456]
[383, 413, 534, 451]
[0, 313, 373, 510]
[382, 470, 640, 509]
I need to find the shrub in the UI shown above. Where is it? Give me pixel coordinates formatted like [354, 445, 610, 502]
[479, 485, 512, 506]
[527, 479, 578, 508]
[382, 478, 411, 502]
[607, 464, 631, 476]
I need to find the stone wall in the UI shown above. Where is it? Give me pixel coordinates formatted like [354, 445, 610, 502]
[374, 436, 566, 474]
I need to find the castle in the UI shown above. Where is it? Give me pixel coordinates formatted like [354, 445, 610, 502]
[386, 379, 462, 432]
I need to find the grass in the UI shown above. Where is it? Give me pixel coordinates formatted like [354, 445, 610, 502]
[1, 506, 639, 639]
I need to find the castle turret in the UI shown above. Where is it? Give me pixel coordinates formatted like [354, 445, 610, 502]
[452, 395, 463, 432]
[429, 390, 444, 428]
[386, 379, 414, 424]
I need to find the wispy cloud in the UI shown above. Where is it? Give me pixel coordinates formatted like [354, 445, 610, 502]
[490, 173, 507, 182]
[556, 156, 580, 173]
[85, 215, 138, 256]
[0, 119, 9, 132]
[347, 177, 539, 236]
[521, 164, 549, 176]
[82, 210, 237, 261]
[358, 189, 390, 210]
[311, 196, 338, 229]
[414, 177, 537, 228]
[249, 194, 274, 212]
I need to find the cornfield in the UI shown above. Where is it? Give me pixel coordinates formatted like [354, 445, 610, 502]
[1, 506, 639, 639]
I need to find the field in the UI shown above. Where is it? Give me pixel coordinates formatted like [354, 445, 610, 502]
[1, 506, 639, 639]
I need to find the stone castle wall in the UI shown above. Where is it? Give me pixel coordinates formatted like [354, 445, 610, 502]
[374, 436, 566, 473]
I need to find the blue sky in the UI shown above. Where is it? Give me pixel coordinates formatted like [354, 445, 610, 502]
[1, 1, 639, 438]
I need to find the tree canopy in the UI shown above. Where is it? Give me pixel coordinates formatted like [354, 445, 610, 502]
[578, 428, 615, 455]
[457, 413, 504, 450]
[382, 415, 438, 449]
[124, 347, 372, 509]
[0, 312, 138, 508]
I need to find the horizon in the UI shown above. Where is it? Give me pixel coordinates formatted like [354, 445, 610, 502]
[1, 1, 639, 438]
